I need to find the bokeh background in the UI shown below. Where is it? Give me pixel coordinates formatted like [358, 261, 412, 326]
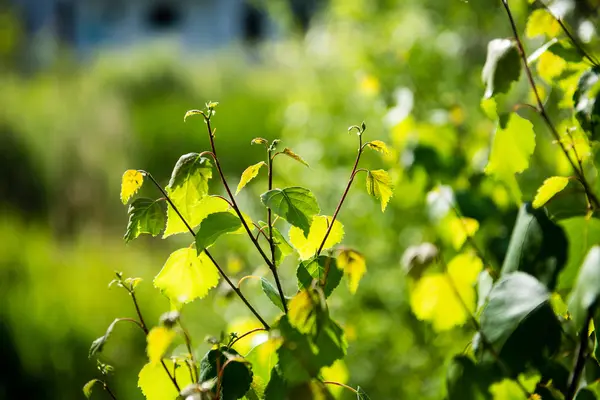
[1, 0, 598, 399]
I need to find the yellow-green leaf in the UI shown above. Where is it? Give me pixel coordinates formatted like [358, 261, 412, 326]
[288, 289, 318, 334]
[409, 252, 482, 331]
[251, 137, 268, 145]
[366, 169, 393, 211]
[337, 249, 366, 294]
[236, 161, 266, 195]
[289, 215, 344, 260]
[450, 217, 480, 250]
[184, 109, 203, 121]
[83, 379, 101, 399]
[525, 9, 560, 39]
[138, 360, 192, 400]
[154, 248, 220, 304]
[146, 326, 176, 364]
[537, 51, 567, 82]
[121, 170, 144, 204]
[532, 176, 569, 208]
[164, 196, 228, 238]
[282, 147, 309, 167]
[366, 140, 390, 155]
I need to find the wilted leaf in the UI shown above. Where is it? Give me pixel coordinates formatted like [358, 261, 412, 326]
[147, 326, 176, 365]
[121, 170, 144, 204]
[289, 215, 344, 260]
[482, 39, 521, 99]
[282, 148, 309, 167]
[366, 169, 393, 212]
[337, 249, 366, 294]
[154, 248, 220, 304]
[195, 212, 242, 250]
[366, 140, 390, 155]
[532, 176, 569, 208]
[124, 198, 164, 242]
[236, 161, 266, 195]
[261, 187, 320, 236]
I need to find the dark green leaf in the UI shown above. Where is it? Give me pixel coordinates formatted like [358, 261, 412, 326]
[260, 187, 320, 236]
[574, 66, 600, 140]
[446, 356, 486, 400]
[548, 41, 583, 63]
[568, 246, 600, 330]
[575, 389, 597, 400]
[297, 256, 343, 298]
[168, 153, 212, 191]
[482, 38, 521, 99]
[500, 203, 567, 290]
[124, 198, 164, 242]
[258, 221, 294, 265]
[264, 367, 287, 400]
[479, 272, 561, 374]
[357, 386, 371, 400]
[83, 379, 101, 399]
[261, 277, 286, 312]
[89, 319, 120, 358]
[558, 217, 600, 290]
[199, 347, 253, 400]
[195, 212, 242, 251]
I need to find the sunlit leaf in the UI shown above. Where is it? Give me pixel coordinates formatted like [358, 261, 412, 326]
[489, 379, 528, 400]
[138, 360, 192, 400]
[409, 253, 482, 331]
[124, 198, 164, 243]
[184, 109, 203, 121]
[236, 161, 266, 195]
[366, 140, 390, 155]
[83, 379, 101, 399]
[146, 326, 176, 365]
[525, 9, 561, 39]
[261, 187, 320, 236]
[282, 148, 309, 167]
[532, 176, 569, 208]
[288, 289, 319, 335]
[121, 169, 144, 205]
[449, 217, 479, 250]
[297, 256, 343, 298]
[164, 196, 229, 238]
[251, 137, 268, 145]
[568, 247, 600, 331]
[337, 249, 366, 294]
[366, 169, 393, 212]
[154, 248, 220, 304]
[482, 39, 521, 99]
[558, 217, 600, 289]
[289, 215, 344, 260]
[321, 360, 349, 398]
[195, 212, 242, 250]
[537, 51, 567, 82]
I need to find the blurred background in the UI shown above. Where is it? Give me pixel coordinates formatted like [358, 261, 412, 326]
[0, 0, 598, 399]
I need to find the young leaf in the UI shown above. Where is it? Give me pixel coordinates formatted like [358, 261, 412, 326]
[357, 386, 371, 400]
[194, 212, 242, 250]
[199, 347, 253, 400]
[573, 66, 600, 141]
[121, 169, 144, 204]
[366, 140, 390, 155]
[297, 256, 343, 298]
[366, 169, 393, 212]
[154, 248, 220, 304]
[289, 215, 344, 260]
[282, 148, 309, 167]
[410, 253, 482, 331]
[260, 187, 320, 236]
[138, 360, 192, 400]
[482, 38, 521, 99]
[525, 9, 561, 38]
[83, 379, 101, 399]
[124, 198, 164, 243]
[568, 247, 600, 331]
[532, 176, 569, 209]
[251, 137, 268, 146]
[184, 109, 203, 121]
[261, 277, 286, 312]
[164, 195, 229, 238]
[558, 217, 600, 289]
[146, 326, 176, 365]
[236, 161, 267, 195]
[500, 203, 567, 290]
[336, 249, 366, 294]
[89, 318, 120, 358]
[163, 153, 213, 237]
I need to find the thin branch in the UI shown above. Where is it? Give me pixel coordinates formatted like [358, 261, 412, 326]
[322, 381, 358, 394]
[179, 320, 198, 383]
[103, 382, 118, 400]
[143, 172, 269, 330]
[449, 202, 496, 270]
[229, 328, 268, 348]
[500, 0, 600, 210]
[566, 310, 593, 400]
[115, 317, 145, 333]
[237, 275, 262, 289]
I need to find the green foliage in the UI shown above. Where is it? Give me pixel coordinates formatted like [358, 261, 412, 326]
[195, 212, 243, 250]
[124, 198, 165, 242]
[260, 187, 320, 236]
[199, 347, 253, 400]
[482, 39, 521, 99]
[574, 67, 600, 141]
[297, 256, 344, 298]
[568, 247, 600, 330]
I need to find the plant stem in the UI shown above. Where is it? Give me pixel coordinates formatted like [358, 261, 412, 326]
[322, 381, 358, 394]
[204, 119, 277, 270]
[500, 0, 600, 210]
[566, 311, 593, 400]
[116, 317, 145, 332]
[316, 137, 365, 256]
[103, 382, 118, 400]
[144, 172, 269, 330]
[267, 149, 288, 313]
[179, 320, 198, 382]
[228, 328, 268, 348]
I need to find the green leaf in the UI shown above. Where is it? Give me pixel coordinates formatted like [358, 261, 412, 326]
[289, 215, 344, 260]
[479, 272, 561, 374]
[163, 153, 213, 237]
[282, 148, 309, 167]
[446, 356, 486, 400]
[258, 221, 294, 265]
[482, 38, 521, 99]
[575, 389, 597, 400]
[366, 169, 393, 212]
[124, 198, 165, 242]
[184, 109, 204, 121]
[264, 367, 287, 400]
[525, 9, 560, 38]
[477, 270, 494, 311]
[366, 140, 390, 155]
[89, 318, 120, 358]
[83, 379, 101, 399]
[573, 66, 600, 140]
[236, 161, 267, 195]
[357, 386, 371, 400]
[146, 326, 176, 365]
[154, 248, 220, 304]
[532, 176, 570, 208]
[297, 256, 343, 298]
[138, 360, 193, 400]
[121, 169, 144, 204]
[500, 203, 567, 290]
[261, 277, 286, 312]
[568, 246, 600, 331]
[195, 212, 242, 250]
[260, 187, 320, 236]
[337, 249, 367, 294]
[558, 217, 600, 289]
[199, 347, 253, 400]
